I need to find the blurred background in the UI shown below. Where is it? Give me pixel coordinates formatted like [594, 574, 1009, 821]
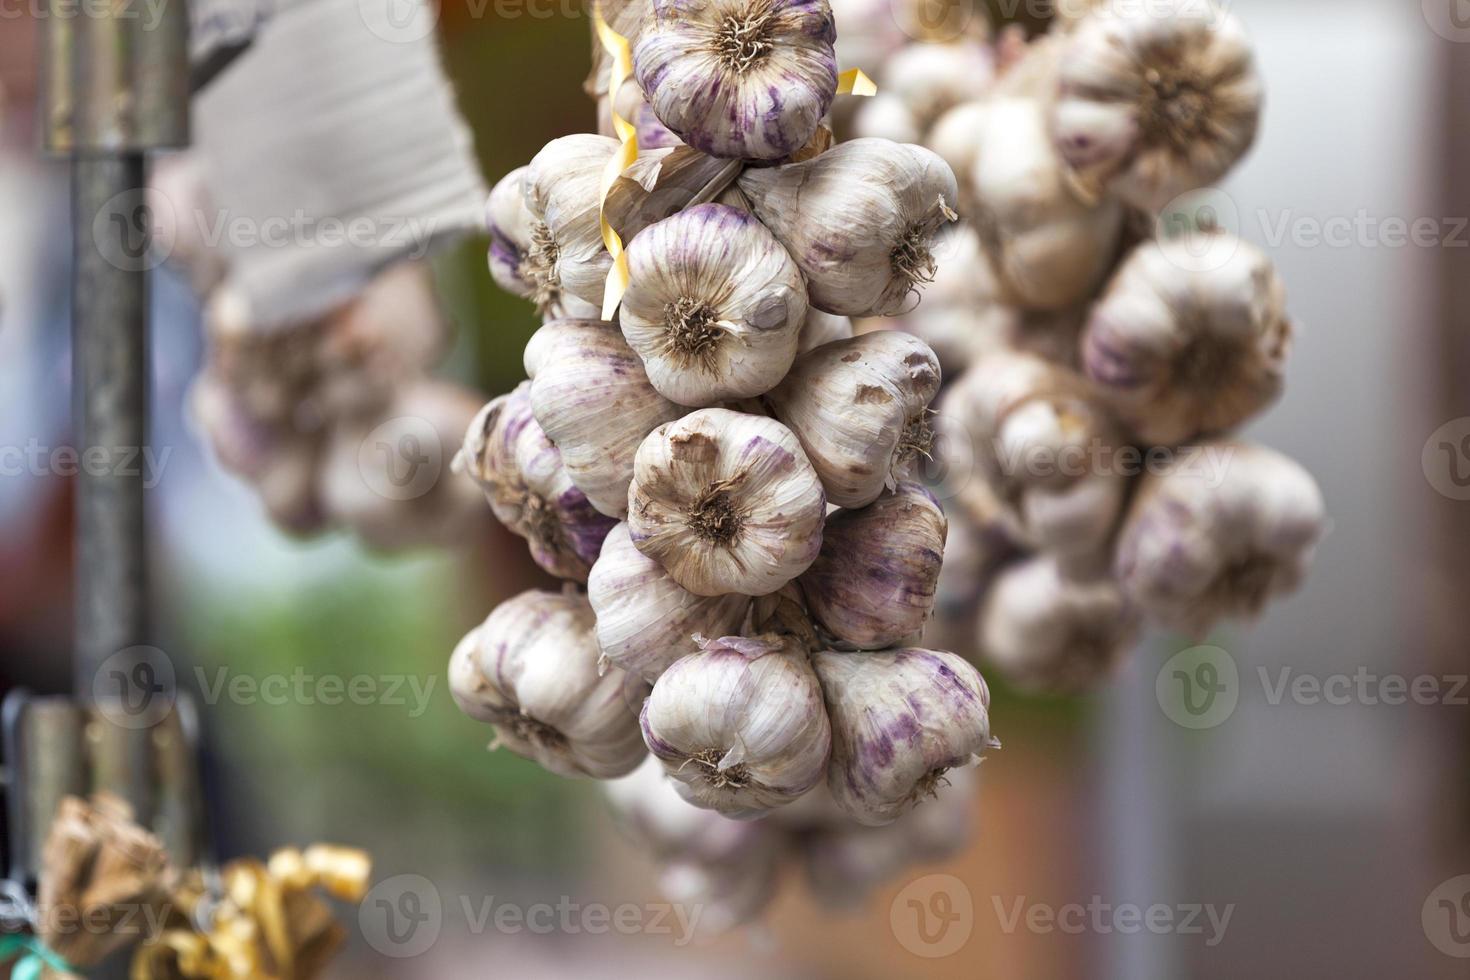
[1, 0, 1468, 977]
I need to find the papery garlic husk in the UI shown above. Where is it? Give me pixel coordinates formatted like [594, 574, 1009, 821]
[526, 319, 683, 518]
[588, 522, 752, 683]
[628, 408, 826, 596]
[604, 145, 743, 244]
[609, 75, 683, 151]
[813, 647, 996, 826]
[457, 382, 616, 581]
[799, 481, 947, 650]
[738, 139, 960, 316]
[798, 307, 854, 354]
[520, 134, 619, 314]
[1081, 233, 1290, 446]
[632, 0, 838, 161]
[1052, 0, 1263, 212]
[449, 589, 646, 778]
[640, 634, 831, 817]
[969, 98, 1125, 311]
[979, 556, 1139, 695]
[766, 331, 942, 509]
[620, 204, 808, 405]
[1113, 440, 1325, 637]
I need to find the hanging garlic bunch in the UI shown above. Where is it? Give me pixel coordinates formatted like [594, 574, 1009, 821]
[852, 40, 996, 144]
[1081, 233, 1291, 446]
[628, 408, 826, 596]
[449, 589, 647, 779]
[979, 556, 1139, 695]
[641, 634, 831, 817]
[632, 0, 839, 160]
[519, 135, 620, 316]
[738, 139, 960, 316]
[455, 382, 616, 581]
[620, 204, 808, 405]
[1113, 440, 1325, 637]
[766, 331, 942, 508]
[1051, 0, 1263, 212]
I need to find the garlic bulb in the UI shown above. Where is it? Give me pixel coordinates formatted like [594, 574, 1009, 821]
[485, 166, 536, 301]
[632, 0, 838, 161]
[660, 844, 783, 934]
[449, 589, 646, 779]
[628, 408, 826, 596]
[797, 307, 854, 354]
[1052, 0, 1263, 212]
[526, 319, 683, 518]
[1114, 440, 1325, 637]
[588, 522, 752, 682]
[605, 757, 772, 863]
[813, 648, 996, 826]
[799, 481, 947, 650]
[880, 40, 996, 136]
[738, 139, 960, 316]
[766, 331, 942, 509]
[620, 203, 808, 405]
[457, 382, 616, 581]
[850, 93, 922, 145]
[640, 634, 831, 817]
[521, 135, 619, 314]
[979, 556, 1139, 695]
[970, 98, 1124, 311]
[1081, 234, 1290, 446]
[256, 436, 327, 537]
[927, 101, 988, 206]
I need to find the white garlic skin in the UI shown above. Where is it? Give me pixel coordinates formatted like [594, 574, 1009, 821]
[1114, 440, 1325, 637]
[738, 139, 960, 317]
[632, 0, 838, 161]
[797, 307, 854, 354]
[1052, 0, 1263, 212]
[458, 382, 616, 581]
[485, 166, 536, 301]
[979, 556, 1139, 695]
[527, 319, 683, 518]
[813, 647, 996, 827]
[588, 522, 752, 683]
[449, 589, 646, 779]
[879, 39, 996, 136]
[800, 481, 948, 650]
[850, 92, 922, 145]
[521, 135, 618, 314]
[628, 408, 826, 597]
[766, 331, 942, 509]
[620, 204, 808, 406]
[1081, 234, 1290, 447]
[640, 634, 832, 818]
[970, 98, 1124, 311]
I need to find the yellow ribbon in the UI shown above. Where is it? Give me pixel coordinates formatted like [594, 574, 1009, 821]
[837, 67, 878, 97]
[594, 1, 638, 320]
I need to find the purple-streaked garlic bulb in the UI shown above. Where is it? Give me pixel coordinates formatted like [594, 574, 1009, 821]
[979, 556, 1139, 695]
[485, 166, 537, 302]
[632, 0, 838, 161]
[1081, 233, 1290, 447]
[799, 481, 947, 650]
[520, 135, 620, 316]
[620, 204, 808, 406]
[456, 382, 616, 581]
[738, 139, 960, 316]
[1052, 0, 1263, 212]
[588, 523, 752, 683]
[526, 319, 683, 518]
[766, 331, 942, 509]
[449, 589, 646, 779]
[641, 635, 831, 818]
[813, 647, 996, 826]
[1114, 440, 1325, 637]
[628, 408, 826, 596]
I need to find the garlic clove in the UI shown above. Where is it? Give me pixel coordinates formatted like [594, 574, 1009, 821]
[588, 522, 752, 683]
[813, 647, 996, 827]
[620, 203, 808, 406]
[737, 139, 960, 316]
[632, 0, 838, 161]
[521, 134, 619, 314]
[766, 330, 942, 509]
[1113, 440, 1325, 637]
[450, 589, 647, 779]
[628, 407, 826, 596]
[640, 634, 832, 818]
[1052, 0, 1263, 212]
[1081, 233, 1290, 446]
[526, 319, 684, 518]
[459, 382, 617, 581]
[799, 481, 947, 650]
